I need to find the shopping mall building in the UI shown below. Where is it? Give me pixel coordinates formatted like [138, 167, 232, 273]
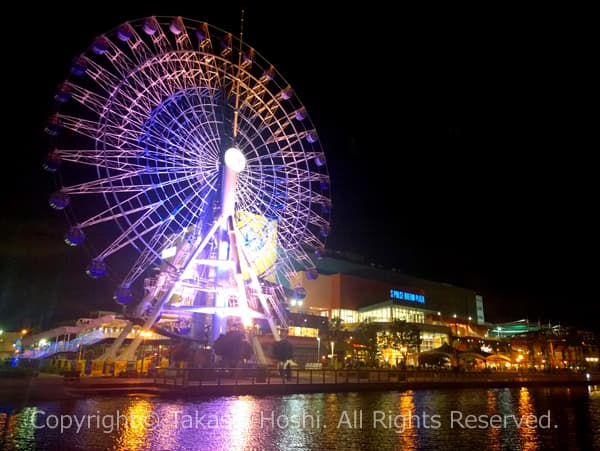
[282, 253, 488, 363]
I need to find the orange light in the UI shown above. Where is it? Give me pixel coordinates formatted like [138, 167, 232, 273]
[21, 329, 28, 335]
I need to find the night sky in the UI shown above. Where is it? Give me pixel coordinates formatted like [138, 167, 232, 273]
[0, 3, 596, 332]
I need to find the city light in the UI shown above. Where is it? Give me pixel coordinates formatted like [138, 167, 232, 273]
[316, 337, 320, 361]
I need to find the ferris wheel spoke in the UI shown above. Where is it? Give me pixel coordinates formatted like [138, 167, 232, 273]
[98, 187, 202, 264]
[53, 148, 144, 171]
[144, 102, 219, 151]
[79, 55, 123, 94]
[98, 39, 141, 80]
[236, 183, 286, 220]
[61, 169, 198, 196]
[77, 198, 164, 229]
[56, 113, 142, 148]
[100, 187, 202, 262]
[235, 187, 271, 216]
[124, 210, 195, 285]
[140, 139, 218, 169]
[264, 129, 317, 147]
[241, 96, 289, 137]
[239, 71, 286, 114]
[288, 167, 329, 182]
[122, 229, 180, 285]
[96, 208, 174, 260]
[60, 171, 146, 195]
[65, 83, 117, 117]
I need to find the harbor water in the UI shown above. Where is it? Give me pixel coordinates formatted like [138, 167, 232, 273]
[1, 385, 599, 450]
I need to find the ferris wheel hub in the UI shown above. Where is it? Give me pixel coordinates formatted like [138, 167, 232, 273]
[224, 147, 246, 173]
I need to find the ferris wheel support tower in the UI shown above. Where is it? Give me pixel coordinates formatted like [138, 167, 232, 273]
[102, 147, 283, 362]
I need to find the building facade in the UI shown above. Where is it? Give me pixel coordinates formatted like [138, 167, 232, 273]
[291, 256, 484, 327]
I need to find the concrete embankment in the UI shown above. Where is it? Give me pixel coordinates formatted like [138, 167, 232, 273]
[2, 370, 599, 402]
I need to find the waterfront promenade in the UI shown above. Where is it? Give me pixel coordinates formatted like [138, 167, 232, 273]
[2, 368, 598, 402]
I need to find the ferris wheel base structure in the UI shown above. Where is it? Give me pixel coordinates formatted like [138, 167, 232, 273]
[99, 149, 285, 363]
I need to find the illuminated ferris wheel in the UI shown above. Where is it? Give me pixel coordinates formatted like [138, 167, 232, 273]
[43, 16, 330, 359]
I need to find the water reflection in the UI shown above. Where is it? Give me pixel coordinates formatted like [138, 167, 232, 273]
[1, 406, 38, 451]
[517, 387, 540, 451]
[485, 389, 502, 449]
[115, 398, 153, 450]
[151, 401, 184, 451]
[589, 385, 600, 451]
[0, 386, 598, 450]
[396, 390, 416, 450]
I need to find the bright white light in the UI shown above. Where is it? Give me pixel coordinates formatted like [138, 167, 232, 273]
[161, 246, 177, 259]
[224, 147, 246, 173]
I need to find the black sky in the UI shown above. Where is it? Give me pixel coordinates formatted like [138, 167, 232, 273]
[1, 3, 596, 331]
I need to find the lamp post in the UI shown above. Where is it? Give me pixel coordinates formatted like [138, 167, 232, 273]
[316, 337, 320, 362]
[331, 341, 335, 368]
[18, 329, 28, 355]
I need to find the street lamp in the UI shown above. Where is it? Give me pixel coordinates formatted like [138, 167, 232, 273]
[331, 341, 335, 367]
[316, 337, 320, 362]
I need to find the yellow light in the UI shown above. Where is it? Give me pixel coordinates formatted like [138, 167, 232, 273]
[242, 316, 252, 328]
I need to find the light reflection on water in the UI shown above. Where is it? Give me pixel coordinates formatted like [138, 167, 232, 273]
[1, 386, 598, 450]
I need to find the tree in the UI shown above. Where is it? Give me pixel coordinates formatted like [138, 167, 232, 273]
[385, 320, 422, 368]
[326, 317, 351, 365]
[171, 341, 192, 366]
[353, 320, 381, 367]
[213, 331, 252, 367]
[272, 339, 294, 362]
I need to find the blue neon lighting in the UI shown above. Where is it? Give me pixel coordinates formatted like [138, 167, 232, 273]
[390, 289, 425, 304]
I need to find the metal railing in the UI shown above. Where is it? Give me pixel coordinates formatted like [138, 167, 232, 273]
[153, 367, 596, 388]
